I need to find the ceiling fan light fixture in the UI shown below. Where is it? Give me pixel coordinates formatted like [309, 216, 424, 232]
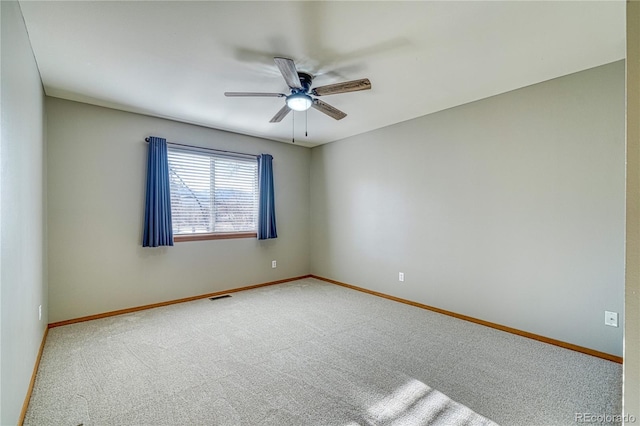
[286, 93, 312, 111]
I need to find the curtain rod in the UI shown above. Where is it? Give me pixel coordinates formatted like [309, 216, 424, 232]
[144, 138, 260, 159]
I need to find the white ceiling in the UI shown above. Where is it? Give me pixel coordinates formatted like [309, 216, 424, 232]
[19, 1, 625, 148]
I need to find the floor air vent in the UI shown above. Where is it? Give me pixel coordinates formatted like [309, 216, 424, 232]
[209, 295, 231, 301]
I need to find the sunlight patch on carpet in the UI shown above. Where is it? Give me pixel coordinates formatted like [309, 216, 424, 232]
[367, 379, 498, 425]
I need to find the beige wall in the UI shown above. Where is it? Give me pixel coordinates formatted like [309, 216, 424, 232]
[625, 1, 640, 421]
[1, 1, 47, 423]
[46, 98, 310, 323]
[310, 61, 625, 357]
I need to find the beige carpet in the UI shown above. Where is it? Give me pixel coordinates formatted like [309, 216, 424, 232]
[24, 278, 621, 425]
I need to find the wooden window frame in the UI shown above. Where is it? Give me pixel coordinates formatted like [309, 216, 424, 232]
[174, 232, 257, 242]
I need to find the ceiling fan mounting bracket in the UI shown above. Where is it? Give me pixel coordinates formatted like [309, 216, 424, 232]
[296, 72, 313, 93]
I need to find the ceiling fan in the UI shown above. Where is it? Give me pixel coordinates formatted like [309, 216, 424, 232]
[225, 57, 371, 123]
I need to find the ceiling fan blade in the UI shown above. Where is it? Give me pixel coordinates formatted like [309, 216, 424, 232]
[274, 57, 302, 90]
[312, 79, 371, 96]
[269, 105, 291, 123]
[312, 99, 347, 120]
[224, 92, 285, 97]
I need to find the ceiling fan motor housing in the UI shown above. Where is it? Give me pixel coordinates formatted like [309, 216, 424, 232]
[285, 72, 314, 111]
[296, 72, 314, 94]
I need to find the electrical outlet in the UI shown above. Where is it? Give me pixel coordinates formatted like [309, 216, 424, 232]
[604, 311, 618, 327]
[38, 305, 42, 321]
[399, 272, 405, 282]
[272, 260, 277, 269]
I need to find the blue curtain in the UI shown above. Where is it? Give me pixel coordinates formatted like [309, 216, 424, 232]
[142, 136, 174, 247]
[258, 154, 277, 239]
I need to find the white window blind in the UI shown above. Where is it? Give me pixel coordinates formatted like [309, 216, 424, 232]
[167, 146, 258, 235]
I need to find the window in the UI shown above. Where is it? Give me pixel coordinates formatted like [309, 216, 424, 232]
[167, 146, 258, 241]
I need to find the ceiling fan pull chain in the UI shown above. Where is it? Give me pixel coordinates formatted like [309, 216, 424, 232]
[292, 111, 295, 143]
[305, 109, 308, 137]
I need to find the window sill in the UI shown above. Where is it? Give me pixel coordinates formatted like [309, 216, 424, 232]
[174, 232, 257, 242]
